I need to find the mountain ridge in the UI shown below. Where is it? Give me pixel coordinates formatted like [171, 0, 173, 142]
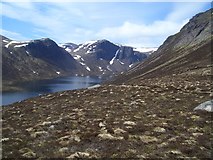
[1, 35, 155, 91]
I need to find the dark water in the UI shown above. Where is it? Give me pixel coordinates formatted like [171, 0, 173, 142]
[1, 76, 101, 106]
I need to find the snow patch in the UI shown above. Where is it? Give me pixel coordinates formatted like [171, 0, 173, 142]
[26, 51, 30, 55]
[65, 48, 72, 52]
[5, 44, 10, 48]
[74, 40, 97, 53]
[86, 50, 92, 54]
[58, 44, 65, 48]
[3, 40, 9, 43]
[73, 47, 81, 52]
[129, 64, 134, 68]
[98, 66, 103, 71]
[86, 66, 91, 71]
[32, 71, 38, 74]
[84, 40, 97, 46]
[14, 43, 28, 48]
[109, 50, 120, 65]
[73, 55, 81, 60]
[79, 62, 86, 66]
[133, 47, 158, 53]
[118, 60, 124, 65]
[5, 40, 30, 48]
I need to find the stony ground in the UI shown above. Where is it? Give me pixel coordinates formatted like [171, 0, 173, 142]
[2, 74, 212, 159]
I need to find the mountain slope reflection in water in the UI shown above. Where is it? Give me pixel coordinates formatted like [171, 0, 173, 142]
[2, 76, 101, 106]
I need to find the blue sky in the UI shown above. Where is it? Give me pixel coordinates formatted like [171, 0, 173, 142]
[0, 1, 211, 47]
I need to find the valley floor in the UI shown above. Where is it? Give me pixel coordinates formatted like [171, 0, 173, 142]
[2, 74, 212, 159]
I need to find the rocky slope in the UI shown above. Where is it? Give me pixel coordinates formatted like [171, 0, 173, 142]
[1, 9, 212, 159]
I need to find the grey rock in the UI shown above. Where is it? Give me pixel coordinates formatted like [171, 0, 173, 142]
[193, 100, 213, 112]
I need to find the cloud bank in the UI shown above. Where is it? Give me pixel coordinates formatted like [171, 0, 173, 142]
[1, 2, 210, 47]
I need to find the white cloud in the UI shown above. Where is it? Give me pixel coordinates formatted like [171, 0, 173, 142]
[97, 20, 187, 38]
[96, 19, 188, 47]
[1, 2, 210, 47]
[166, 2, 209, 22]
[96, 2, 208, 47]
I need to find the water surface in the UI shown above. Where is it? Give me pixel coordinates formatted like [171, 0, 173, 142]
[1, 76, 101, 106]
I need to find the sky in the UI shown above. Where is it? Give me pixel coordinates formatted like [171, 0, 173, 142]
[0, 1, 211, 48]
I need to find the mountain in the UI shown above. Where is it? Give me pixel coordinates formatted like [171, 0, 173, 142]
[66, 39, 155, 78]
[1, 36, 86, 86]
[111, 8, 212, 84]
[2, 9, 212, 159]
[1, 36, 154, 90]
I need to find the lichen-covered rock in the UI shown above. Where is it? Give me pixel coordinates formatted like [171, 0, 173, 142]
[58, 135, 81, 146]
[1, 138, 10, 142]
[22, 151, 37, 158]
[153, 127, 166, 133]
[114, 128, 126, 135]
[66, 152, 90, 158]
[20, 148, 36, 158]
[123, 121, 136, 126]
[98, 133, 123, 140]
[139, 135, 158, 143]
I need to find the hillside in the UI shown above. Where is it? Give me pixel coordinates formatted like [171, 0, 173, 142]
[2, 9, 212, 159]
[111, 9, 212, 84]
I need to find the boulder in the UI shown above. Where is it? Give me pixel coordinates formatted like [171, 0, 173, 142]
[193, 100, 213, 112]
